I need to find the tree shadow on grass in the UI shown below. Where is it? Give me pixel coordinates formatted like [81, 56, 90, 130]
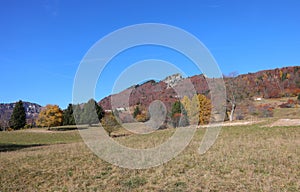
[49, 127, 88, 131]
[0, 143, 48, 152]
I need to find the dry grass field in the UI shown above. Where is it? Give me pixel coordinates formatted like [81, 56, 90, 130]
[0, 122, 299, 191]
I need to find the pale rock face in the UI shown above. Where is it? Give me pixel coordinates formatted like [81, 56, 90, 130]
[163, 73, 183, 88]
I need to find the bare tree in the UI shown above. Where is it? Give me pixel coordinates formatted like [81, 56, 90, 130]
[225, 72, 239, 122]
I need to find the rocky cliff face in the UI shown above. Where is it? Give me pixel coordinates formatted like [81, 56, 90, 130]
[0, 102, 42, 128]
[163, 73, 183, 88]
[99, 66, 300, 112]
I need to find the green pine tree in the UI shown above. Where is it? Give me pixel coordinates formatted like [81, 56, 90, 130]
[9, 100, 26, 130]
[63, 104, 75, 125]
[80, 99, 104, 125]
[73, 104, 83, 124]
[171, 101, 182, 127]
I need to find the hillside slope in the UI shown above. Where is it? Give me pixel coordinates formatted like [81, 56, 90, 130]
[99, 66, 300, 111]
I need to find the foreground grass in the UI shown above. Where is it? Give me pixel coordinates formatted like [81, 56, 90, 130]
[0, 124, 299, 191]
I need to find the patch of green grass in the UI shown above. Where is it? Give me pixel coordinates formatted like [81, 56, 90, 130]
[0, 129, 82, 147]
[122, 176, 147, 189]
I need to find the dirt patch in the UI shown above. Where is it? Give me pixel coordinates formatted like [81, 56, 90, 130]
[200, 120, 262, 128]
[21, 129, 56, 133]
[267, 119, 300, 127]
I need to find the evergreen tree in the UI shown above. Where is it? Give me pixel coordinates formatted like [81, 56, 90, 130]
[80, 99, 104, 125]
[9, 100, 26, 130]
[171, 101, 182, 127]
[73, 104, 83, 124]
[62, 104, 75, 125]
[96, 101, 105, 121]
[171, 101, 181, 117]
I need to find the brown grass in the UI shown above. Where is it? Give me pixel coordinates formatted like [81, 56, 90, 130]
[273, 108, 300, 119]
[0, 124, 299, 191]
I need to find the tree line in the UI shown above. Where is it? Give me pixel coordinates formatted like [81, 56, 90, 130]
[8, 99, 106, 130]
[8, 99, 121, 136]
[36, 99, 105, 128]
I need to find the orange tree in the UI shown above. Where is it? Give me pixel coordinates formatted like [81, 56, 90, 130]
[36, 105, 63, 129]
[181, 94, 211, 125]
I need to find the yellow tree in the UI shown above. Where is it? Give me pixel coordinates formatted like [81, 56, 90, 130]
[181, 95, 191, 125]
[197, 94, 212, 125]
[181, 95, 191, 116]
[189, 94, 199, 125]
[36, 105, 63, 129]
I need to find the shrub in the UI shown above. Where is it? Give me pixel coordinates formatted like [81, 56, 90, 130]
[133, 106, 141, 118]
[7, 127, 14, 131]
[135, 114, 148, 122]
[279, 99, 296, 108]
[24, 124, 32, 129]
[257, 104, 274, 118]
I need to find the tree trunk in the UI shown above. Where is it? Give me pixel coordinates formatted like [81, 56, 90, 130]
[229, 103, 236, 122]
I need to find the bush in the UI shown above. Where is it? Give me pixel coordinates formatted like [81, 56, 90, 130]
[24, 124, 32, 129]
[279, 99, 296, 108]
[133, 106, 141, 118]
[257, 104, 274, 118]
[170, 113, 189, 128]
[135, 114, 148, 122]
[7, 127, 14, 131]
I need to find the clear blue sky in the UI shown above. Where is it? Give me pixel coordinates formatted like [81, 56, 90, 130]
[1, 0, 300, 109]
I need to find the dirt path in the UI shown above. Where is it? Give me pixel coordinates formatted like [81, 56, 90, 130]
[267, 119, 300, 127]
[200, 120, 262, 128]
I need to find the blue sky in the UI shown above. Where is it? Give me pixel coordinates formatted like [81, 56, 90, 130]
[1, 0, 300, 109]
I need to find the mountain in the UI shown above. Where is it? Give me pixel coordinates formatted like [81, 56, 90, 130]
[0, 101, 42, 128]
[99, 66, 300, 112]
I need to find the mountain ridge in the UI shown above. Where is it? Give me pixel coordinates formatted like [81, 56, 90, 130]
[0, 101, 42, 128]
[99, 66, 300, 111]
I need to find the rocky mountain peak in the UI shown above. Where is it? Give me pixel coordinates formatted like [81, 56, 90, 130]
[162, 73, 184, 88]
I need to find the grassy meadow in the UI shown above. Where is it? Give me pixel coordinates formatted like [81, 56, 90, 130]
[0, 122, 299, 191]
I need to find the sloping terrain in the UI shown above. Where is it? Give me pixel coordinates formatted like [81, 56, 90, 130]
[99, 66, 300, 112]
